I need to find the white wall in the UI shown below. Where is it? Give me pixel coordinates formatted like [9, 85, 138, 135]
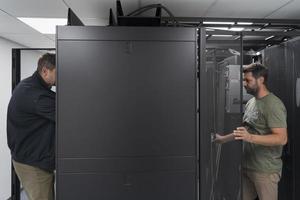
[21, 51, 43, 79]
[0, 37, 43, 200]
[0, 37, 20, 200]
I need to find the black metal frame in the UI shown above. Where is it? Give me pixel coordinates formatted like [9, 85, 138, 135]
[206, 30, 300, 37]
[163, 17, 300, 24]
[162, 17, 300, 51]
[11, 49, 20, 200]
[239, 32, 244, 200]
[162, 17, 300, 31]
[199, 28, 244, 200]
[10, 48, 55, 200]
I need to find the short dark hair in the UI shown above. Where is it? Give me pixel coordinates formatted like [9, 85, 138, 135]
[243, 63, 268, 83]
[37, 53, 56, 72]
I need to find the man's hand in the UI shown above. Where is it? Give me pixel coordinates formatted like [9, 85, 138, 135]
[214, 134, 225, 144]
[213, 133, 235, 144]
[233, 127, 253, 142]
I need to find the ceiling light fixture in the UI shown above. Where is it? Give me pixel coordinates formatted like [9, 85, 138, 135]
[212, 34, 233, 37]
[265, 35, 275, 40]
[18, 17, 67, 34]
[237, 22, 253, 25]
[230, 27, 244, 31]
[203, 21, 234, 25]
[212, 27, 229, 30]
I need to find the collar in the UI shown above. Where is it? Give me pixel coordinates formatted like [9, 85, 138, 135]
[32, 71, 52, 90]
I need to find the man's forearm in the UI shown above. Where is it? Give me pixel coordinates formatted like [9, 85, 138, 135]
[216, 133, 235, 144]
[233, 127, 287, 146]
[249, 133, 287, 146]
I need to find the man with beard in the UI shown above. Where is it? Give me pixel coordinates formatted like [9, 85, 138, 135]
[215, 63, 287, 200]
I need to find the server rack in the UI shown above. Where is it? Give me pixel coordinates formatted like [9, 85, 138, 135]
[263, 38, 300, 200]
[56, 26, 199, 200]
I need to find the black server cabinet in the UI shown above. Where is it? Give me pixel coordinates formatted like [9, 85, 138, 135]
[56, 27, 198, 200]
[263, 38, 300, 199]
[284, 40, 300, 200]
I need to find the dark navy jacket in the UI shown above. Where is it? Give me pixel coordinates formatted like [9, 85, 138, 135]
[7, 71, 55, 171]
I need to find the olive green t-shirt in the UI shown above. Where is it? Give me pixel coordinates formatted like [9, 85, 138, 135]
[242, 93, 287, 173]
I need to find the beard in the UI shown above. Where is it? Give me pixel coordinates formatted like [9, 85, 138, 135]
[244, 85, 258, 96]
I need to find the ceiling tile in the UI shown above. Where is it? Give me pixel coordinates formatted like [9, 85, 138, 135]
[0, 0, 67, 17]
[1, 33, 54, 48]
[205, 0, 291, 18]
[266, 0, 300, 19]
[0, 11, 39, 34]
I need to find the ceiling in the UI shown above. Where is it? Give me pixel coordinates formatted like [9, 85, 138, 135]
[1, 0, 300, 48]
